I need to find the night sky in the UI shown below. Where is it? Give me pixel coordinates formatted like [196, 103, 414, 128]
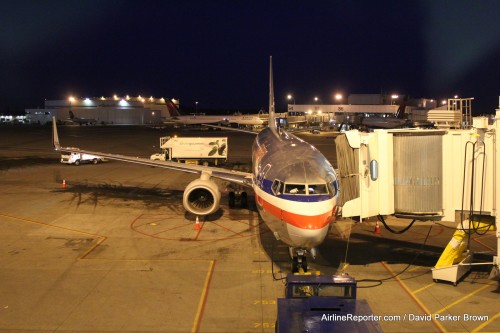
[2, 0, 500, 114]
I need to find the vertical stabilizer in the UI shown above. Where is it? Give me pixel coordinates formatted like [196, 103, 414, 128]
[268, 56, 280, 138]
[52, 117, 61, 150]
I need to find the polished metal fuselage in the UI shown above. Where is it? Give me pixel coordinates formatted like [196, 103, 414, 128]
[252, 127, 338, 248]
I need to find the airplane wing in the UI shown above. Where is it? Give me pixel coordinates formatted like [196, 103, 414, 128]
[52, 118, 253, 187]
[202, 124, 259, 135]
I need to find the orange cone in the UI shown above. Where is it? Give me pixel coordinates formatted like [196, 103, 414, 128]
[62, 180, 67, 189]
[374, 221, 381, 234]
[194, 216, 201, 230]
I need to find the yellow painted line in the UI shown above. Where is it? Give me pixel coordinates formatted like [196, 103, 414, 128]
[381, 262, 446, 333]
[408, 265, 424, 272]
[191, 260, 215, 333]
[435, 282, 495, 314]
[413, 282, 435, 294]
[0, 212, 105, 238]
[471, 311, 500, 332]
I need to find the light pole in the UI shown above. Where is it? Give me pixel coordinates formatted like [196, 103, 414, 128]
[287, 94, 295, 105]
[195, 101, 198, 114]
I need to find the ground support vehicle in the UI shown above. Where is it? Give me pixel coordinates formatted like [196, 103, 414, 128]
[150, 136, 227, 166]
[60, 151, 103, 166]
[276, 274, 382, 332]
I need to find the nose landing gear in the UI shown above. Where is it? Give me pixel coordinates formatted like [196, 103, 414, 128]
[289, 248, 313, 273]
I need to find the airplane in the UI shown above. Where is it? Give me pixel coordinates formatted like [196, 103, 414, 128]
[67, 110, 98, 126]
[165, 100, 264, 127]
[52, 57, 339, 272]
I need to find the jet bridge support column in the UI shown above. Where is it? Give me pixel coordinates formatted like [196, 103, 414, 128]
[494, 104, 500, 279]
[432, 104, 500, 284]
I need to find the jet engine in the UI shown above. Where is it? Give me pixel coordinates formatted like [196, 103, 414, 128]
[182, 172, 221, 216]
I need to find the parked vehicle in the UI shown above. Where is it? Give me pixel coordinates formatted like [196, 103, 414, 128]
[60, 151, 103, 166]
[150, 136, 228, 166]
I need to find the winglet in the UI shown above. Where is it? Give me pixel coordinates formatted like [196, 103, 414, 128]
[52, 117, 61, 150]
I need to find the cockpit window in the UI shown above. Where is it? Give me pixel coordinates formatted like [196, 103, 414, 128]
[271, 179, 284, 195]
[284, 184, 307, 195]
[327, 180, 338, 197]
[308, 184, 328, 194]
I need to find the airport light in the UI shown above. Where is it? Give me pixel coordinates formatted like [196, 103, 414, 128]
[314, 96, 319, 103]
[68, 96, 75, 111]
[442, 100, 447, 105]
[334, 93, 343, 104]
[287, 94, 295, 105]
[195, 101, 199, 113]
[391, 94, 399, 105]
[113, 95, 119, 100]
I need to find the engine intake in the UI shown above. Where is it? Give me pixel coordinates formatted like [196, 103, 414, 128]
[183, 174, 220, 216]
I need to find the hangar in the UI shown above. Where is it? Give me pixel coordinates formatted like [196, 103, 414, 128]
[25, 95, 179, 125]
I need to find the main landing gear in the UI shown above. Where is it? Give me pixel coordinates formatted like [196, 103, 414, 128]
[289, 248, 316, 273]
[228, 191, 248, 209]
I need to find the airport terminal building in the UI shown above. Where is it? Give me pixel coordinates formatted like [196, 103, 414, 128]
[25, 96, 179, 125]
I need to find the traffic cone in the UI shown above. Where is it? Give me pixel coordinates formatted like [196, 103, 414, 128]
[62, 180, 67, 189]
[194, 216, 201, 230]
[374, 221, 381, 234]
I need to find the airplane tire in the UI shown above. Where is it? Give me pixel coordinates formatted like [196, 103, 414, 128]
[74, 160, 80, 166]
[292, 256, 299, 273]
[301, 256, 308, 273]
[240, 192, 248, 208]
[92, 159, 98, 164]
[228, 192, 236, 208]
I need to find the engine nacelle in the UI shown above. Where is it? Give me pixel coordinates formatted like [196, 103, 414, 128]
[182, 174, 221, 216]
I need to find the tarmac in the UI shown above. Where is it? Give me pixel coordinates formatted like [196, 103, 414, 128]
[0, 124, 498, 332]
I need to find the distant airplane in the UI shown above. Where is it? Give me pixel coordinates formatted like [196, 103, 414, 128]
[165, 100, 264, 127]
[67, 111, 98, 126]
[53, 57, 339, 272]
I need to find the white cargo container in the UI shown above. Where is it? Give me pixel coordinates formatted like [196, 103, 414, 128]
[61, 151, 103, 166]
[150, 136, 227, 166]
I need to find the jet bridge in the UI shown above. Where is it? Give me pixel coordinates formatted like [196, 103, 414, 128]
[336, 105, 500, 284]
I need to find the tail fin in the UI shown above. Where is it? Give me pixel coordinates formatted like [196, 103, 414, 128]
[165, 99, 181, 117]
[268, 56, 280, 138]
[52, 117, 61, 150]
[69, 110, 75, 119]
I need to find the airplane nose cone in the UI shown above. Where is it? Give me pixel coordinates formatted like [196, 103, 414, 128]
[286, 223, 329, 249]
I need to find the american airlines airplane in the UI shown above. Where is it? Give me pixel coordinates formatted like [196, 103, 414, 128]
[52, 57, 339, 272]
